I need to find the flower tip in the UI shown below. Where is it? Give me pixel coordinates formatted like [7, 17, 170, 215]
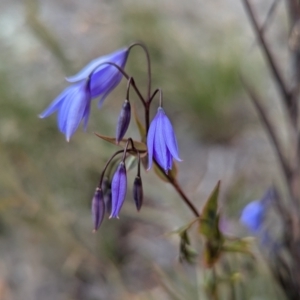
[92, 229, 97, 233]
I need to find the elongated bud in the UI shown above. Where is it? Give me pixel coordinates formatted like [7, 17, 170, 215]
[91, 188, 105, 232]
[116, 100, 131, 143]
[104, 189, 112, 215]
[133, 176, 143, 211]
[101, 177, 110, 193]
[110, 162, 127, 218]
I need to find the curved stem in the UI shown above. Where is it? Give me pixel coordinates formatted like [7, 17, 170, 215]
[88, 61, 146, 106]
[129, 42, 152, 101]
[98, 149, 133, 188]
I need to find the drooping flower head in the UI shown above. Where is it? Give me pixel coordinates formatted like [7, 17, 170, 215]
[40, 47, 129, 140]
[110, 162, 127, 218]
[39, 81, 91, 141]
[147, 107, 182, 172]
[66, 47, 129, 108]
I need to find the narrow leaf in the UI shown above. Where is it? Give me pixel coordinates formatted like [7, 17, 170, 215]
[199, 181, 221, 239]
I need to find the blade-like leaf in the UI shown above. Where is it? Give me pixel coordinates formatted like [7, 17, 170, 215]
[199, 181, 221, 239]
[203, 240, 222, 268]
[132, 104, 146, 142]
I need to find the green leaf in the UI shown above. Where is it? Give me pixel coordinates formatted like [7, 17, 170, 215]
[199, 181, 221, 239]
[203, 240, 222, 268]
[94, 133, 147, 157]
[179, 230, 198, 264]
[222, 237, 254, 257]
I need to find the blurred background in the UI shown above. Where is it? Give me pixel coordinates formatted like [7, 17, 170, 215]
[0, 0, 290, 299]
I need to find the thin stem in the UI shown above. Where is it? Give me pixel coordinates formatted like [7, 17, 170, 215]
[137, 152, 141, 177]
[129, 42, 152, 101]
[149, 88, 160, 105]
[88, 61, 146, 106]
[153, 158, 200, 217]
[126, 77, 133, 100]
[98, 149, 133, 188]
[242, 0, 295, 125]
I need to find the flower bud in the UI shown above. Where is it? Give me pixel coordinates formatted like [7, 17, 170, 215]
[110, 162, 127, 218]
[104, 189, 112, 215]
[91, 188, 105, 231]
[101, 176, 111, 193]
[116, 100, 131, 143]
[133, 176, 143, 211]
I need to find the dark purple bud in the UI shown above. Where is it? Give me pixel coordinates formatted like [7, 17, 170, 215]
[104, 189, 112, 215]
[133, 176, 143, 211]
[116, 100, 131, 143]
[110, 162, 127, 218]
[101, 177, 111, 193]
[91, 188, 105, 232]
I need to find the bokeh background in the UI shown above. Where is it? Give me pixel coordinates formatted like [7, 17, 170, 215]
[0, 0, 290, 299]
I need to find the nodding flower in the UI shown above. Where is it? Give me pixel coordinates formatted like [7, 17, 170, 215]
[110, 162, 127, 219]
[39, 47, 129, 140]
[147, 107, 182, 172]
[66, 47, 129, 108]
[39, 81, 91, 142]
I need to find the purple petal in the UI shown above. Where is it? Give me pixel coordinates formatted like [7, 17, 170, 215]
[147, 113, 158, 170]
[161, 109, 182, 162]
[116, 100, 131, 143]
[66, 48, 128, 83]
[240, 200, 265, 232]
[154, 109, 168, 171]
[133, 176, 143, 211]
[166, 149, 173, 171]
[91, 188, 105, 231]
[39, 86, 73, 118]
[55, 82, 91, 141]
[83, 98, 91, 131]
[96, 73, 123, 107]
[110, 162, 127, 218]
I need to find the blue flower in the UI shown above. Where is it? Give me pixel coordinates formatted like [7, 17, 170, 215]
[147, 107, 182, 172]
[240, 200, 265, 233]
[66, 47, 129, 107]
[240, 188, 274, 233]
[39, 81, 91, 141]
[110, 162, 127, 218]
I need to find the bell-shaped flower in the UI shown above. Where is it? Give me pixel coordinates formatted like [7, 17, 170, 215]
[66, 47, 129, 107]
[39, 81, 91, 141]
[91, 188, 105, 231]
[147, 107, 182, 172]
[240, 188, 274, 233]
[110, 162, 127, 218]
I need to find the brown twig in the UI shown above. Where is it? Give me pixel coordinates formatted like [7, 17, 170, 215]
[242, 0, 295, 125]
[241, 77, 292, 185]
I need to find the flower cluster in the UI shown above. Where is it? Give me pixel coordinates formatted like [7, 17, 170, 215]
[39, 44, 182, 231]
